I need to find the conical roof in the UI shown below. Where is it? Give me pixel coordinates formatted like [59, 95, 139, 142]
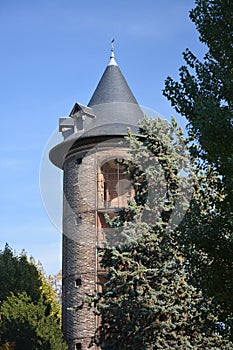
[49, 48, 144, 168]
[88, 52, 139, 107]
[84, 49, 143, 133]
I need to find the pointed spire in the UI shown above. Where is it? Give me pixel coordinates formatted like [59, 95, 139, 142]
[108, 38, 117, 66]
[88, 45, 138, 107]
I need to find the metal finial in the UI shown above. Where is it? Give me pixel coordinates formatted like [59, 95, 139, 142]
[108, 38, 117, 66]
[111, 38, 115, 53]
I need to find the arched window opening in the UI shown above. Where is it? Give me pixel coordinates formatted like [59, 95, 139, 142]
[97, 159, 134, 209]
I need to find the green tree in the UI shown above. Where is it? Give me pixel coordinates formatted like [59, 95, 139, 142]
[89, 117, 231, 349]
[163, 0, 232, 186]
[92, 227, 231, 349]
[0, 245, 67, 349]
[0, 292, 67, 350]
[0, 244, 41, 303]
[163, 0, 233, 337]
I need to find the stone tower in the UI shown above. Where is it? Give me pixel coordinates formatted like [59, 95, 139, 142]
[49, 47, 143, 350]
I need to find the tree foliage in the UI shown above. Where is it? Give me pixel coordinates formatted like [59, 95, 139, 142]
[0, 244, 41, 303]
[163, 0, 233, 186]
[0, 342, 15, 350]
[163, 0, 233, 338]
[46, 270, 62, 305]
[89, 117, 231, 349]
[0, 293, 66, 350]
[0, 245, 67, 350]
[38, 267, 62, 322]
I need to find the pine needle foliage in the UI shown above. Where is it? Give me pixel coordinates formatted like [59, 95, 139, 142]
[88, 117, 231, 349]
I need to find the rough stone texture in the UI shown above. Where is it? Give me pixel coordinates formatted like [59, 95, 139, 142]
[62, 138, 130, 350]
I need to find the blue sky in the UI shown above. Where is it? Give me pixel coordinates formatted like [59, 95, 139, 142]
[0, 0, 206, 275]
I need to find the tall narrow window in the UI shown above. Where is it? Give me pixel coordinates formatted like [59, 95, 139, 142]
[75, 278, 82, 287]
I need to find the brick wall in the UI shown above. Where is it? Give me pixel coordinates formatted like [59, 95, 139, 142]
[62, 138, 130, 350]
